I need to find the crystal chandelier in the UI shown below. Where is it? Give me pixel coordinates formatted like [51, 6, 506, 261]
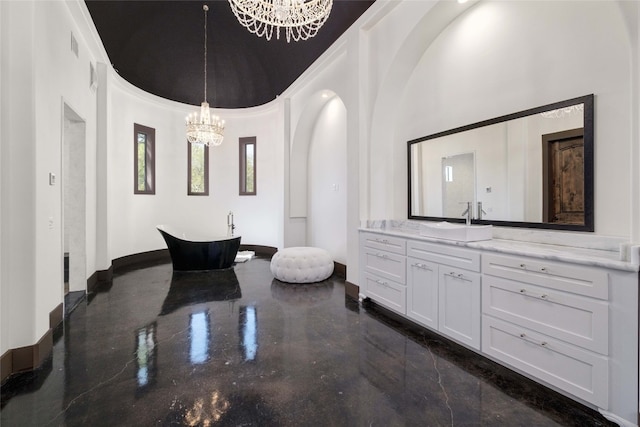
[186, 4, 225, 146]
[228, 0, 333, 43]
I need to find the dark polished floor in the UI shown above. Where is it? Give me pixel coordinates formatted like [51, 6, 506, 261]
[1, 257, 615, 426]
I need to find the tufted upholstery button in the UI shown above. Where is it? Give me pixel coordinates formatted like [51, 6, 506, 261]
[270, 247, 334, 284]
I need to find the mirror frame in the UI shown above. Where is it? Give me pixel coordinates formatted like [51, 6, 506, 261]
[407, 94, 594, 232]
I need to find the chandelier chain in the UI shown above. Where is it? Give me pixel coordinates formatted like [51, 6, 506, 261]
[203, 4, 207, 103]
[185, 3, 224, 147]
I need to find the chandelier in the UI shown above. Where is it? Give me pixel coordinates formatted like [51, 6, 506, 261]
[186, 4, 225, 146]
[228, 0, 333, 42]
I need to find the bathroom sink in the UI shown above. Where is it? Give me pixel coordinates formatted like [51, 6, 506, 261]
[419, 222, 493, 242]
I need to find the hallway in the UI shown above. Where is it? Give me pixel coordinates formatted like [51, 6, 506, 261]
[1, 258, 613, 426]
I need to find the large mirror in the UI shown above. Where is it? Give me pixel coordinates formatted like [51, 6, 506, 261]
[408, 94, 594, 231]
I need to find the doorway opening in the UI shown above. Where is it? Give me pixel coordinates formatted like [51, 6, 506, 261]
[542, 128, 584, 225]
[441, 152, 475, 219]
[62, 103, 87, 311]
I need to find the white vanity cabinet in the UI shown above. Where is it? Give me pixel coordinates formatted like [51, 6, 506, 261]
[359, 228, 639, 427]
[481, 253, 610, 408]
[360, 232, 407, 315]
[406, 240, 481, 350]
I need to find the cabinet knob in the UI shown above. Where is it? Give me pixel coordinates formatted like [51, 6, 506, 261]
[540, 267, 547, 272]
[519, 263, 526, 269]
[519, 289, 526, 294]
[540, 294, 548, 300]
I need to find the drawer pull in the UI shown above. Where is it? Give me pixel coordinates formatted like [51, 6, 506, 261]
[375, 253, 389, 260]
[374, 238, 389, 244]
[540, 267, 547, 272]
[519, 289, 550, 301]
[519, 333, 549, 348]
[519, 263, 526, 269]
[447, 272, 465, 279]
[413, 263, 432, 271]
[375, 279, 389, 288]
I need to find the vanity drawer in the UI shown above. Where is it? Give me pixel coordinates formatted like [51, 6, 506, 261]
[361, 232, 406, 255]
[482, 316, 608, 408]
[363, 247, 406, 284]
[363, 272, 406, 315]
[483, 276, 608, 354]
[407, 240, 480, 272]
[482, 253, 608, 299]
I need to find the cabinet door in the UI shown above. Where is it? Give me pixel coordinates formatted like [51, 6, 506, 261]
[407, 258, 438, 330]
[438, 267, 481, 350]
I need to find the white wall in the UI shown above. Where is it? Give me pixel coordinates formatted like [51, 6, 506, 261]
[108, 78, 284, 260]
[394, 0, 634, 238]
[1, 0, 102, 353]
[307, 96, 347, 263]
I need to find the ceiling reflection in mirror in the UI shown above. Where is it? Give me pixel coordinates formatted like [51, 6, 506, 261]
[408, 94, 594, 231]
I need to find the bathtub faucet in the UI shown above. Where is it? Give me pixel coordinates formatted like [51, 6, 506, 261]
[227, 211, 235, 236]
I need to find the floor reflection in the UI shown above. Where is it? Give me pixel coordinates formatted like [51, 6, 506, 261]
[135, 322, 157, 393]
[189, 311, 210, 365]
[0, 259, 615, 427]
[159, 270, 241, 316]
[270, 279, 333, 306]
[239, 306, 258, 361]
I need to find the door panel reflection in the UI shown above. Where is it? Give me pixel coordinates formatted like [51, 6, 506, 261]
[189, 311, 211, 365]
[239, 306, 258, 361]
[135, 322, 157, 392]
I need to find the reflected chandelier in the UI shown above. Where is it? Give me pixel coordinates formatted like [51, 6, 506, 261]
[540, 104, 583, 119]
[228, 0, 333, 42]
[186, 4, 225, 146]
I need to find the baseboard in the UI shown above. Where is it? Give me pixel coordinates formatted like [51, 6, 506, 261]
[1, 302, 63, 383]
[1, 350, 12, 383]
[49, 303, 63, 329]
[345, 280, 360, 300]
[239, 244, 277, 257]
[112, 249, 171, 274]
[333, 262, 346, 279]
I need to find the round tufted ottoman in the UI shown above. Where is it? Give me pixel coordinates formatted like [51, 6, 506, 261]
[270, 247, 334, 284]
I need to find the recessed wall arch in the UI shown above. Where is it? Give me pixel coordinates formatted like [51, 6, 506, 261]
[367, 1, 476, 219]
[290, 89, 341, 218]
[289, 90, 348, 260]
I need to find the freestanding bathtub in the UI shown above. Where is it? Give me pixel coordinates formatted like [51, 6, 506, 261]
[157, 225, 241, 271]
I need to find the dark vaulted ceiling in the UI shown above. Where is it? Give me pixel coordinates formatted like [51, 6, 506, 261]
[85, 0, 375, 108]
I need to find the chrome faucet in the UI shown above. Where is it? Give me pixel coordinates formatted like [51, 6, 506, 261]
[460, 201, 472, 225]
[227, 211, 235, 236]
[477, 201, 487, 220]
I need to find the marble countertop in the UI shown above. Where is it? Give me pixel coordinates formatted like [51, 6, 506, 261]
[360, 225, 639, 272]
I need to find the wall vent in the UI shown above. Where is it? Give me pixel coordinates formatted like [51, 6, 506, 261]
[70, 32, 79, 58]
